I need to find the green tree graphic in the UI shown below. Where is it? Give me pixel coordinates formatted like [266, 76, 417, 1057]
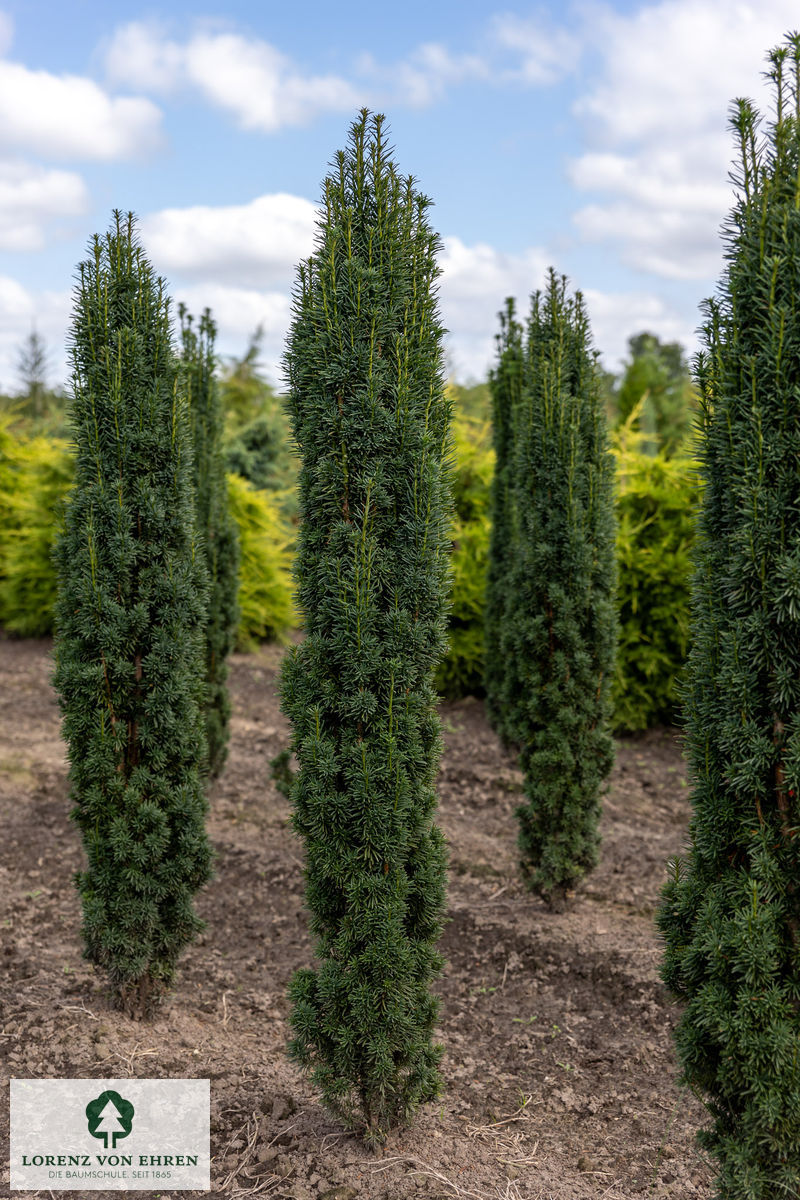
[86, 1091, 134, 1150]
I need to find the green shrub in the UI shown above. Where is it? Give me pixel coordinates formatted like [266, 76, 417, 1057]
[224, 412, 298, 500]
[53, 212, 212, 1019]
[281, 109, 451, 1141]
[226, 473, 293, 650]
[436, 404, 494, 698]
[180, 306, 240, 779]
[659, 41, 800, 1195]
[612, 408, 699, 731]
[0, 420, 73, 636]
[500, 272, 617, 905]
[484, 299, 524, 737]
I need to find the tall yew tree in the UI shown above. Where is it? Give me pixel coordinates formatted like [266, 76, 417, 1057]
[54, 212, 212, 1019]
[179, 305, 240, 779]
[504, 271, 616, 906]
[281, 110, 452, 1141]
[659, 39, 800, 1195]
[484, 297, 523, 742]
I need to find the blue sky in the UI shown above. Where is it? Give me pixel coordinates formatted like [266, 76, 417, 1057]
[0, 0, 798, 391]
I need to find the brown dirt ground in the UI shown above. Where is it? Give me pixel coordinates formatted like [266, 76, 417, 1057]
[0, 637, 713, 1200]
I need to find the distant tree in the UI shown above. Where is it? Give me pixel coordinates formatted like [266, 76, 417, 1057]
[281, 109, 451, 1141]
[218, 327, 279, 433]
[16, 329, 49, 419]
[179, 305, 240, 779]
[53, 213, 212, 1018]
[659, 38, 800, 1196]
[615, 331, 695, 456]
[9, 330, 67, 432]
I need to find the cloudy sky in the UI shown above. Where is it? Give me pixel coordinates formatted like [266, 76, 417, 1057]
[0, 0, 797, 392]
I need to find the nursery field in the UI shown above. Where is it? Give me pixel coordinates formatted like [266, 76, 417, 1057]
[0, 637, 713, 1200]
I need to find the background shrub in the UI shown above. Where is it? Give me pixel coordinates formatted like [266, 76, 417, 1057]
[612, 408, 699, 731]
[436, 405, 494, 699]
[0, 420, 72, 636]
[226, 473, 293, 650]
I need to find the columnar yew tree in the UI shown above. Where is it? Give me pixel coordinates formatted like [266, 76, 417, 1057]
[659, 39, 800, 1195]
[484, 297, 523, 741]
[179, 305, 240, 778]
[504, 271, 616, 906]
[280, 109, 451, 1140]
[54, 212, 212, 1019]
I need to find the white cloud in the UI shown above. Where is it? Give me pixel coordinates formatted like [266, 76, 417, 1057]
[105, 17, 569, 134]
[356, 42, 489, 108]
[570, 0, 800, 279]
[140, 193, 317, 289]
[169, 282, 292, 384]
[437, 235, 549, 379]
[438, 235, 697, 378]
[0, 58, 162, 160]
[491, 13, 580, 85]
[583, 287, 699, 372]
[106, 23, 359, 132]
[0, 162, 88, 251]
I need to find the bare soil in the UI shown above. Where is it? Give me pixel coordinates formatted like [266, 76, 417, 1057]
[0, 638, 713, 1200]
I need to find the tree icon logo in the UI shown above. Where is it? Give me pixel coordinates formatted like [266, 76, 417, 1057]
[86, 1090, 135, 1149]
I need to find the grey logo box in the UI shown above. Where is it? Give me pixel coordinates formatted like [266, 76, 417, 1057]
[10, 1078, 210, 1191]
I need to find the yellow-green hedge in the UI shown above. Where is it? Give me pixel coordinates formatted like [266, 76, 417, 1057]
[611, 418, 699, 731]
[225, 473, 294, 649]
[0, 412, 700, 731]
[0, 421, 295, 650]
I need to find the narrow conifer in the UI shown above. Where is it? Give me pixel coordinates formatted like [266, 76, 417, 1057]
[504, 271, 617, 906]
[53, 212, 212, 1019]
[484, 298, 523, 742]
[179, 305, 240, 778]
[658, 38, 800, 1194]
[280, 110, 451, 1141]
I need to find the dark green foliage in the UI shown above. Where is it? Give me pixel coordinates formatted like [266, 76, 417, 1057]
[484, 298, 523, 739]
[269, 747, 294, 799]
[280, 110, 451, 1140]
[501, 272, 617, 905]
[612, 417, 699, 732]
[53, 212, 212, 1019]
[179, 306, 240, 779]
[224, 414, 295, 494]
[658, 39, 800, 1196]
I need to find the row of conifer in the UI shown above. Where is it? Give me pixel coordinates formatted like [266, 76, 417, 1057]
[50, 32, 800, 1188]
